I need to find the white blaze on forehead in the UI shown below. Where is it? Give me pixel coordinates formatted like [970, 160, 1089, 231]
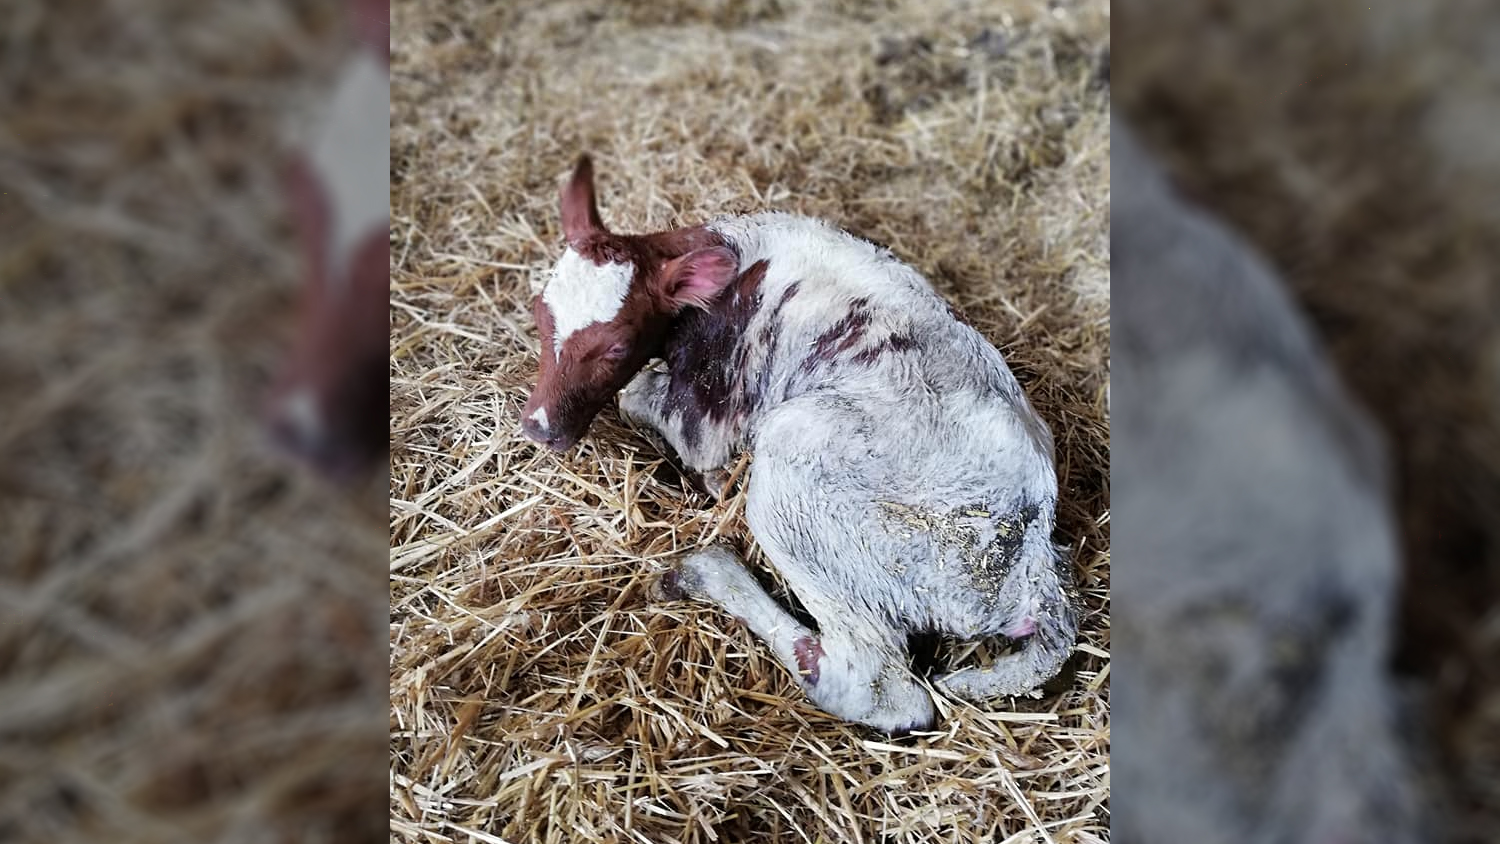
[281, 389, 325, 440]
[308, 48, 390, 287]
[541, 248, 633, 356]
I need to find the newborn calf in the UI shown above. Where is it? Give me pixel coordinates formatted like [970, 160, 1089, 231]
[521, 158, 1078, 732]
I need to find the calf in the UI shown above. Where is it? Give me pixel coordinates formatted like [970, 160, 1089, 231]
[521, 158, 1078, 733]
[263, 0, 390, 480]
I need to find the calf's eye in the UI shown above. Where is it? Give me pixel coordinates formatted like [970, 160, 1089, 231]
[603, 342, 630, 361]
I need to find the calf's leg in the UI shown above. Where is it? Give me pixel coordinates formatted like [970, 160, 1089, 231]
[654, 544, 936, 734]
[937, 536, 1078, 701]
[618, 366, 737, 498]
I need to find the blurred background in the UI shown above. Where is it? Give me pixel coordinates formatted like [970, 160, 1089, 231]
[0, 1, 388, 841]
[1116, 0, 1500, 840]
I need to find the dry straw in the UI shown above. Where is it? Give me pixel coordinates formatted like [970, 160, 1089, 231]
[391, 1, 1109, 841]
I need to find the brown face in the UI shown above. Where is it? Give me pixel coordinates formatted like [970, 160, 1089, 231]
[301, 230, 390, 476]
[520, 283, 666, 452]
[264, 155, 391, 480]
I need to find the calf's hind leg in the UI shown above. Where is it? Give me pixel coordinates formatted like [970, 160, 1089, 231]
[937, 539, 1078, 701]
[654, 544, 936, 734]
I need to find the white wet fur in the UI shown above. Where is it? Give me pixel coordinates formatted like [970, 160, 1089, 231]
[542, 248, 633, 356]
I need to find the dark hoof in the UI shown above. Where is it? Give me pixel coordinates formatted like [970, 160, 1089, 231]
[886, 719, 933, 739]
[651, 566, 695, 602]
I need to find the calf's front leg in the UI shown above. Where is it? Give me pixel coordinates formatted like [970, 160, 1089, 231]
[618, 365, 737, 499]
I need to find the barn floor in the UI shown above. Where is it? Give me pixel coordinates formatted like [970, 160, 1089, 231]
[389, 1, 1110, 842]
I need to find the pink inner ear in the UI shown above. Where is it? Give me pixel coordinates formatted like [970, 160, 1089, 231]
[666, 247, 739, 310]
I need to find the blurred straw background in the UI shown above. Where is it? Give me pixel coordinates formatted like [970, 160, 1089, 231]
[0, 2, 388, 841]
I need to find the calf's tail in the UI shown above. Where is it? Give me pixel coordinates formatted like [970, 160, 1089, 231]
[936, 540, 1079, 701]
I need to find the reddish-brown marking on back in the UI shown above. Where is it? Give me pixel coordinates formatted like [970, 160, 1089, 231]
[659, 259, 769, 448]
[851, 330, 919, 365]
[799, 296, 874, 375]
[751, 280, 800, 364]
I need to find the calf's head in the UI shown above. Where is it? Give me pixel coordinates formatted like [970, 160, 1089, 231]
[264, 155, 389, 480]
[520, 157, 740, 451]
[263, 1, 390, 480]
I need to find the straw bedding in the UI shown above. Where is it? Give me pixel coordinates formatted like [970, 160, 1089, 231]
[390, 1, 1109, 841]
[1116, 0, 1500, 838]
[0, 2, 388, 842]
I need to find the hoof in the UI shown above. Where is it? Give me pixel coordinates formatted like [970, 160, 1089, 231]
[693, 467, 733, 502]
[651, 564, 699, 602]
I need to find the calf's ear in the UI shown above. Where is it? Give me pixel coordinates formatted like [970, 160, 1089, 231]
[560, 155, 604, 247]
[658, 246, 739, 311]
